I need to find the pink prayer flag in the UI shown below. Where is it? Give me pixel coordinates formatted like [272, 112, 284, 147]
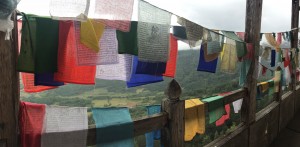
[94, 0, 134, 32]
[215, 104, 230, 126]
[20, 101, 46, 147]
[74, 22, 119, 66]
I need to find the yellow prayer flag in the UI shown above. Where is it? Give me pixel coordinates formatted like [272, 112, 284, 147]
[80, 19, 105, 52]
[184, 98, 205, 141]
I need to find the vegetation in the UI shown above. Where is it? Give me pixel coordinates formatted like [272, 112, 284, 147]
[21, 49, 275, 147]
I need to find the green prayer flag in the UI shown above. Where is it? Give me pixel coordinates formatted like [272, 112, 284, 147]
[116, 21, 138, 56]
[17, 15, 37, 73]
[222, 31, 247, 58]
[35, 17, 59, 73]
[202, 95, 225, 124]
[17, 15, 59, 73]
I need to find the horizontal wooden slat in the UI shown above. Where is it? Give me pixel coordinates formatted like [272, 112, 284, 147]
[255, 101, 279, 121]
[204, 123, 247, 147]
[223, 89, 247, 104]
[86, 112, 168, 146]
[282, 91, 293, 100]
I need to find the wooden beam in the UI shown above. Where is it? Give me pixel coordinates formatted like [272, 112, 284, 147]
[241, 0, 264, 124]
[86, 112, 168, 146]
[291, 0, 299, 114]
[0, 12, 20, 147]
[162, 79, 184, 147]
[223, 89, 247, 104]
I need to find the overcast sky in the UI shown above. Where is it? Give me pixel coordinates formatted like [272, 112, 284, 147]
[17, 0, 295, 49]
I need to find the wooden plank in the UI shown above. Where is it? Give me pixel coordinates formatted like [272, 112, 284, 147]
[241, 0, 264, 124]
[249, 101, 280, 147]
[280, 93, 295, 131]
[86, 112, 168, 146]
[291, 0, 299, 91]
[162, 79, 184, 147]
[223, 89, 247, 104]
[205, 123, 249, 147]
[0, 13, 20, 147]
[267, 104, 280, 144]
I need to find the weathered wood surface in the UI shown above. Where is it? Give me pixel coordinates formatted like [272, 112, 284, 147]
[205, 123, 249, 147]
[280, 91, 295, 131]
[249, 101, 279, 147]
[86, 112, 168, 146]
[295, 86, 300, 111]
[162, 79, 184, 147]
[0, 13, 20, 147]
[291, 0, 299, 91]
[223, 89, 247, 104]
[241, 0, 263, 124]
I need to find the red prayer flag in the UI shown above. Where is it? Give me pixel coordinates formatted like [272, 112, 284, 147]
[19, 101, 46, 147]
[21, 73, 57, 93]
[163, 34, 178, 78]
[215, 104, 230, 126]
[54, 21, 96, 84]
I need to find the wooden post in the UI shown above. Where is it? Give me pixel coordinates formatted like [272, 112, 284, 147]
[241, 0, 264, 124]
[161, 79, 184, 147]
[291, 0, 299, 113]
[0, 13, 20, 147]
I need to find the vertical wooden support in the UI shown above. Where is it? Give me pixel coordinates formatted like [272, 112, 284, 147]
[291, 0, 299, 112]
[241, 0, 264, 124]
[0, 13, 20, 147]
[162, 79, 184, 147]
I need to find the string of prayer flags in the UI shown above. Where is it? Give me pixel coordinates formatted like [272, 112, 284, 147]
[41, 106, 88, 147]
[172, 26, 187, 40]
[17, 15, 37, 73]
[93, 0, 134, 32]
[232, 99, 243, 113]
[75, 22, 119, 66]
[239, 59, 251, 86]
[177, 17, 203, 47]
[268, 80, 275, 95]
[17, 15, 60, 73]
[220, 42, 237, 74]
[222, 31, 247, 59]
[245, 43, 254, 60]
[197, 45, 219, 73]
[92, 107, 134, 147]
[35, 17, 59, 73]
[215, 104, 230, 126]
[34, 73, 64, 86]
[184, 99, 205, 141]
[277, 33, 282, 45]
[236, 32, 245, 41]
[127, 56, 164, 87]
[96, 54, 133, 81]
[21, 73, 57, 93]
[19, 101, 46, 147]
[265, 33, 281, 52]
[163, 34, 178, 78]
[116, 21, 138, 56]
[202, 95, 225, 124]
[207, 30, 224, 52]
[145, 105, 163, 147]
[271, 50, 276, 67]
[136, 60, 166, 75]
[54, 21, 96, 85]
[80, 19, 105, 53]
[137, 0, 172, 62]
[49, 0, 90, 21]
